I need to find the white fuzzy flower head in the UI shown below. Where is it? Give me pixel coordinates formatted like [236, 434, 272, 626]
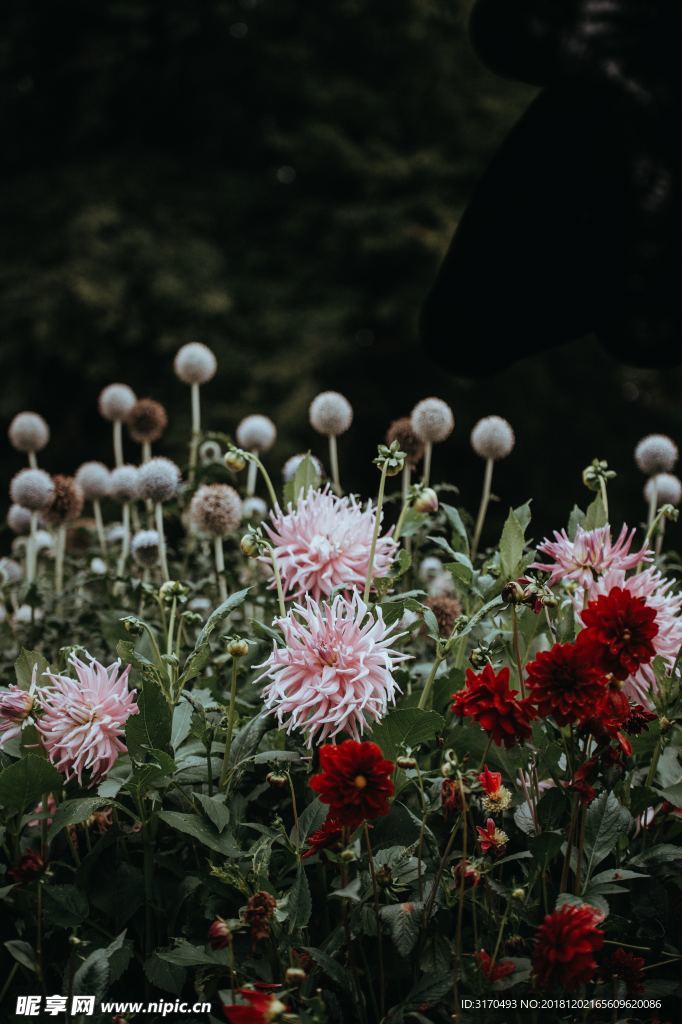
[645, 473, 682, 508]
[174, 342, 218, 385]
[75, 462, 111, 501]
[14, 604, 41, 626]
[34, 530, 54, 553]
[8, 412, 50, 454]
[242, 496, 268, 521]
[0, 557, 22, 585]
[10, 468, 55, 511]
[189, 484, 242, 537]
[635, 434, 678, 475]
[471, 416, 515, 461]
[236, 414, 277, 453]
[98, 383, 137, 422]
[282, 453, 324, 482]
[418, 556, 443, 582]
[131, 529, 160, 567]
[7, 504, 32, 536]
[199, 440, 222, 466]
[428, 571, 456, 599]
[90, 557, 107, 575]
[109, 465, 140, 503]
[138, 457, 181, 503]
[309, 391, 353, 437]
[410, 397, 455, 443]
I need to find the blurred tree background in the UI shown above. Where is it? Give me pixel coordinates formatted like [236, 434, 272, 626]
[1, 0, 681, 544]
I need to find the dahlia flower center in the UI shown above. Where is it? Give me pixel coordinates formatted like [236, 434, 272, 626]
[354, 774, 368, 789]
[315, 643, 339, 667]
[310, 533, 341, 560]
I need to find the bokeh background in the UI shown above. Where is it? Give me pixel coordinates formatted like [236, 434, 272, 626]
[2, 0, 682, 544]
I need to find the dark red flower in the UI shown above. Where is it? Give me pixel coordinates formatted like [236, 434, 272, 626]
[476, 817, 508, 854]
[8, 849, 45, 883]
[208, 917, 232, 950]
[441, 777, 465, 817]
[526, 642, 608, 727]
[624, 703, 658, 736]
[479, 766, 502, 796]
[223, 989, 286, 1024]
[452, 664, 535, 748]
[454, 859, 481, 887]
[309, 740, 394, 826]
[532, 904, 604, 990]
[301, 814, 346, 859]
[600, 948, 645, 996]
[475, 949, 516, 983]
[579, 587, 658, 681]
[244, 891, 277, 944]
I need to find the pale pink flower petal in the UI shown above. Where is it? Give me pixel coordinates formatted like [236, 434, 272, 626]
[532, 524, 650, 591]
[0, 680, 36, 749]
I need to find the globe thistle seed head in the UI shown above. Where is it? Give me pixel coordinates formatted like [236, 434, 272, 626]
[635, 434, 678, 475]
[385, 417, 425, 468]
[428, 571, 456, 599]
[138, 457, 181, 503]
[189, 483, 242, 537]
[7, 504, 33, 536]
[0, 557, 22, 585]
[471, 416, 515, 461]
[426, 595, 463, 637]
[10, 468, 55, 511]
[236, 414, 277, 453]
[109, 465, 140, 503]
[75, 462, 111, 501]
[90, 557, 107, 575]
[242, 496, 268, 521]
[282, 453, 324, 482]
[44, 475, 85, 525]
[8, 412, 50, 454]
[410, 398, 455, 444]
[309, 391, 353, 437]
[98, 383, 137, 422]
[173, 342, 218, 385]
[126, 399, 168, 444]
[645, 473, 682, 508]
[34, 530, 54, 552]
[131, 529, 161, 567]
[419, 556, 443, 582]
[199, 440, 222, 466]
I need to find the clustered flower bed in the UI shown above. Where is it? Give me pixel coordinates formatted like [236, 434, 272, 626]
[1, 350, 682, 1024]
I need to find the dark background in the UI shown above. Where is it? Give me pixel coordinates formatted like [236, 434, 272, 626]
[1, 0, 681, 542]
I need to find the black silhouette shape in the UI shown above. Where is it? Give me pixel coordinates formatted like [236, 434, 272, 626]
[420, 0, 682, 374]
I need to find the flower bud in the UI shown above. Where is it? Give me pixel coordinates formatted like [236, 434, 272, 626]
[396, 755, 417, 770]
[240, 533, 260, 558]
[224, 449, 247, 473]
[501, 580, 525, 605]
[285, 967, 307, 985]
[512, 887, 525, 900]
[121, 616, 145, 637]
[266, 771, 289, 788]
[227, 638, 249, 658]
[208, 917, 232, 950]
[413, 487, 439, 514]
[340, 848, 356, 863]
[159, 580, 189, 603]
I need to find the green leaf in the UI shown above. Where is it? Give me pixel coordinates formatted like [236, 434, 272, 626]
[144, 953, 186, 994]
[288, 864, 312, 931]
[193, 792, 230, 833]
[584, 791, 632, 880]
[291, 798, 327, 847]
[181, 587, 250, 685]
[369, 708, 443, 761]
[440, 503, 469, 554]
[283, 453, 321, 506]
[229, 708, 272, 769]
[4, 940, 36, 972]
[584, 494, 607, 530]
[529, 832, 564, 868]
[0, 755, 62, 813]
[499, 508, 526, 580]
[300, 945, 349, 990]
[158, 810, 241, 856]
[43, 885, 89, 927]
[380, 901, 422, 956]
[73, 948, 110, 1000]
[156, 939, 227, 967]
[659, 781, 682, 809]
[171, 700, 193, 750]
[48, 797, 120, 842]
[14, 649, 48, 690]
[125, 676, 172, 761]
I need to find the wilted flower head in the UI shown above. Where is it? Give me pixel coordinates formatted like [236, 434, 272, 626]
[471, 416, 515, 461]
[263, 488, 397, 601]
[635, 433, 678, 475]
[236, 414, 277, 452]
[282, 453, 324, 482]
[385, 417, 425, 468]
[126, 398, 168, 444]
[7, 504, 32, 536]
[98, 383, 137, 422]
[242, 496, 268, 521]
[532, 524, 649, 592]
[255, 592, 409, 743]
[0, 684, 35, 748]
[309, 391, 353, 437]
[75, 462, 111, 501]
[44, 475, 85, 525]
[36, 655, 138, 784]
[190, 483, 242, 537]
[10, 468, 55, 511]
[174, 342, 217, 385]
[644, 472, 682, 508]
[138, 457, 181, 503]
[410, 397, 454, 443]
[8, 412, 50, 454]
[109, 465, 140, 503]
[131, 529, 160, 567]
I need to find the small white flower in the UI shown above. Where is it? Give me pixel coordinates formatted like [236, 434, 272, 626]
[410, 398, 454, 443]
[645, 473, 682, 508]
[471, 416, 515, 461]
[8, 412, 50, 454]
[98, 383, 137, 422]
[75, 462, 111, 500]
[174, 342, 217, 385]
[236, 414, 277, 452]
[309, 391, 353, 437]
[635, 434, 678, 475]
[138, 458, 181, 503]
[90, 557, 107, 575]
[10, 469, 55, 511]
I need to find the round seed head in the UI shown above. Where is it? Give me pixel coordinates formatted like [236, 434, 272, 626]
[242, 496, 268, 521]
[0, 557, 22, 585]
[282, 453, 324, 482]
[98, 383, 137, 422]
[8, 412, 50, 454]
[174, 342, 218, 385]
[75, 462, 111, 501]
[418, 556, 442, 582]
[426, 595, 462, 637]
[109, 465, 140, 503]
[471, 416, 515, 461]
[428, 571, 456, 599]
[236, 414, 277, 453]
[644, 473, 682, 508]
[309, 391, 353, 437]
[385, 417, 424, 468]
[199, 440, 222, 466]
[126, 399, 168, 444]
[189, 483, 242, 537]
[635, 434, 678, 474]
[44, 475, 85, 525]
[410, 398, 454, 444]
[34, 529, 54, 552]
[10, 468, 55, 511]
[138, 457, 181, 503]
[7, 504, 33, 536]
[131, 530, 160, 567]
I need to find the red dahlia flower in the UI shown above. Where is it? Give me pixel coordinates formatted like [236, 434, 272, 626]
[479, 765, 502, 796]
[579, 587, 658, 681]
[532, 904, 604, 990]
[525, 642, 608, 727]
[8, 849, 45, 883]
[476, 817, 508, 854]
[309, 740, 394, 827]
[208, 917, 232, 950]
[600, 948, 645, 995]
[451, 665, 535, 748]
[223, 989, 286, 1024]
[624, 703, 658, 735]
[475, 949, 516, 983]
[244, 891, 277, 944]
[301, 814, 346, 859]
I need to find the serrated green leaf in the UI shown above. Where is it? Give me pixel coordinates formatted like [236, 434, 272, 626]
[14, 649, 48, 690]
[73, 948, 110, 999]
[288, 864, 311, 931]
[0, 754, 63, 813]
[584, 494, 607, 530]
[583, 791, 632, 881]
[380, 901, 422, 956]
[125, 676, 172, 762]
[499, 508, 526, 580]
[193, 792, 230, 833]
[369, 708, 443, 761]
[181, 587, 250, 685]
[300, 945, 349, 990]
[158, 810, 241, 856]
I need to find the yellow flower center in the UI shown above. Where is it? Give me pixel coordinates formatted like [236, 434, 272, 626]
[354, 774, 368, 789]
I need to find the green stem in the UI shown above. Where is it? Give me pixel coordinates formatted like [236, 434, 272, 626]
[248, 454, 279, 510]
[419, 646, 445, 711]
[363, 461, 388, 603]
[329, 434, 342, 495]
[113, 420, 124, 468]
[471, 458, 494, 559]
[155, 502, 170, 581]
[93, 499, 107, 557]
[189, 382, 201, 486]
[363, 823, 385, 1019]
[214, 535, 227, 603]
[511, 605, 526, 698]
[422, 441, 432, 486]
[220, 659, 239, 790]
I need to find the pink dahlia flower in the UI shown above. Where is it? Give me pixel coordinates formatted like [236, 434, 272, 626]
[0, 684, 36, 748]
[36, 656, 138, 784]
[255, 591, 409, 743]
[262, 488, 397, 601]
[587, 568, 682, 702]
[532, 524, 649, 592]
